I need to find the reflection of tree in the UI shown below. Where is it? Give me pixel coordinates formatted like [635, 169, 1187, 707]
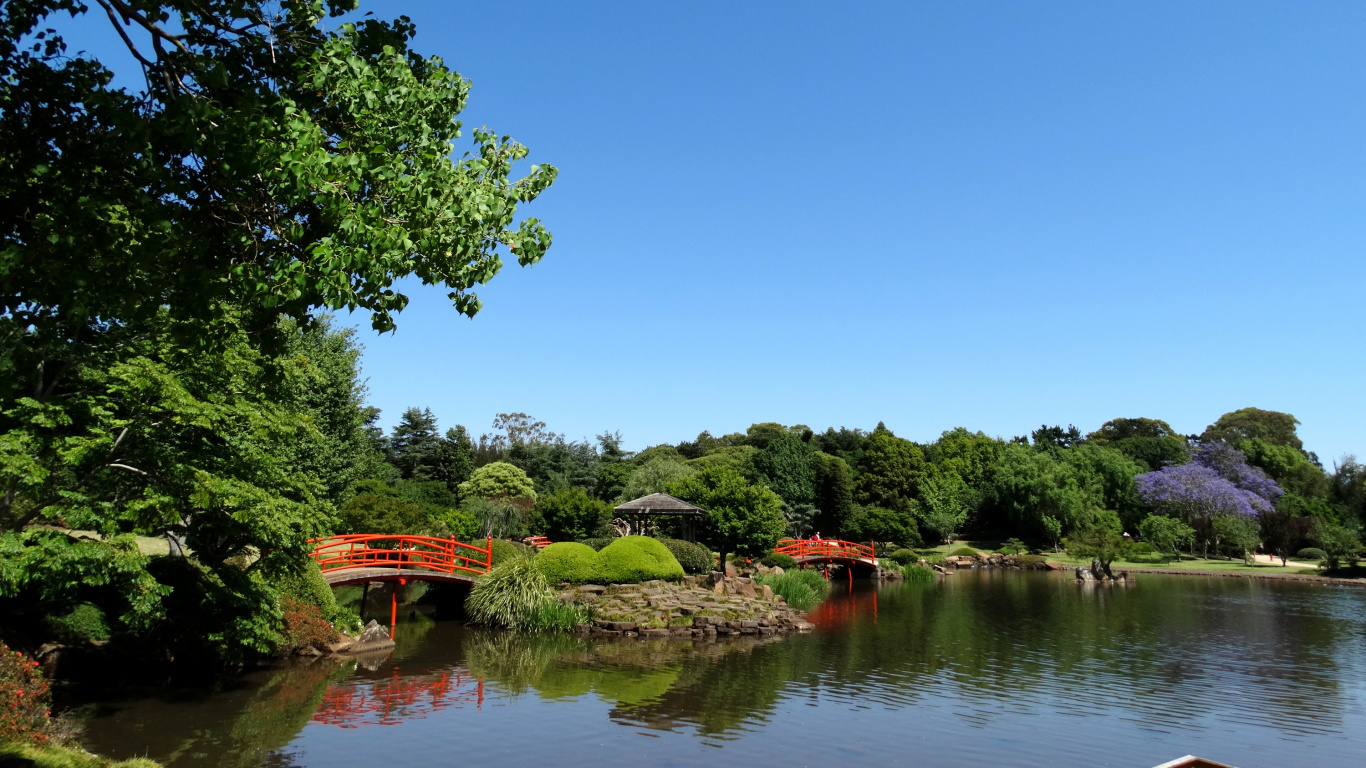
[226, 660, 353, 767]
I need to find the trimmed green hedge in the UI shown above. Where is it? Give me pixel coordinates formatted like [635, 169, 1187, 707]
[761, 552, 797, 569]
[660, 538, 713, 574]
[1296, 547, 1328, 561]
[578, 538, 614, 551]
[888, 548, 917, 565]
[595, 537, 685, 583]
[949, 547, 980, 557]
[535, 542, 600, 584]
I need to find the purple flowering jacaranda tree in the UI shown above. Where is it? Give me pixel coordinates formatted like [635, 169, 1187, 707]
[1136, 444, 1282, 558]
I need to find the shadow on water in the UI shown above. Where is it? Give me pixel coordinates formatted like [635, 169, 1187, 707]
[75, 571, 1366, 768]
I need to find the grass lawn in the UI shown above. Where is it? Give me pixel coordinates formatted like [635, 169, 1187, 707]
[915, 541, 1328, 576]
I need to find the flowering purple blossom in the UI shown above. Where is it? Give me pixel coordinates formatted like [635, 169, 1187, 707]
[1136, 461, 1272, 520]
[1190, 443, 1282, 503]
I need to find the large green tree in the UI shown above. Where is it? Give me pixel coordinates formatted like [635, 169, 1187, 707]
[751, 431, 816, 507]
[668, 467, 786, 569]
[1201, 408, 1304, 452]
[854, 426, 926, 513]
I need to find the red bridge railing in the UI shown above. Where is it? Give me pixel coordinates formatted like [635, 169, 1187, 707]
[775, 538, 875, 564]
[309, 534, 493, 577]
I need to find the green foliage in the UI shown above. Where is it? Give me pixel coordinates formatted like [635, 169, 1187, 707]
[918, 472, 969, 544]
[1064, 527, 1133, 566]
[465, 497, 529, 539]
[668, 466, 787, 564]
[855, 429, 926, 512]
[594, 537, 686, 583]
[534, 542, 600, 585]
[1138, 515, 1196, 556]
[811, 451, 855, 535]
[949, 547, 980, 557]
[466, 558, 557, 630]
[1295, 547, 1327, 561]
[1129, 541, 1155, 556]
[435, 508, 480, 540]
[488, 538, 533, 567]
[785, 503, 819, 539]
[1086, 418, 1189, 472]
[45, 603, 111, 644]
[459, 461, 537, 502]
[751, 431, 816, 506]
[619, 457, 694, 501]
[755, 570, 828, 611]
[1061, 444, 1145, 530]
[685, 445, 759, 479]
[0, 741, 161, 768]
[659, 539, 714, 575]
[1202, 408, 1305, 451]
[902, 563, 935, 583]
[527, 602, 591, 633]
[1239, 438, 1327, 499]
[984, 445, 1104, 547]
[843, 505, 922, 548]
[534, 488, 612, 542]
[578, 538, 614, 551]
[997, 538, 1027, 555]
[336, 493, 431, 535]
[888, 548, 918, 565]
[1212, 515, 1260, 564]
[760, 552, 798, 569]
[1311, 519, 1361, 570]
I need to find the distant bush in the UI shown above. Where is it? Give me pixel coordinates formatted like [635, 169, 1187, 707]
[1130, 541, 1155, 556]
[756, 570, 829, 611]
[578, 538, 614, 551]
[949, 547, 979, 558]
[996, 538, 1027, 555]
[488, 538, 534, 566]
[761, 552, 797, 569]
[467, 558, 556, 630]
[661, 539, 713, 574]
[1015, 554, 1045, 566]
[45, 603, 110, 644]
[595, 537, 685, 583]
[902, 563, 935, 583]
[535, 542, 599, 585]
[1296, 547, 1328, 562]
[888, 549, 917, 566]
[0, 643, 51, 746]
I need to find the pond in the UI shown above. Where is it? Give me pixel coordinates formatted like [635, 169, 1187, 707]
[75, 571, 1366, 768]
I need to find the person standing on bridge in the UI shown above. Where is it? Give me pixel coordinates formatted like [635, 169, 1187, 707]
[813, 532, 821, 541]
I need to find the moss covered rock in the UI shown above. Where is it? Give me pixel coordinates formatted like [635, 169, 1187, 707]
[535, 542, 599, 584]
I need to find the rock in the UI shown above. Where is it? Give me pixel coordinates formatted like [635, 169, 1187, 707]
[1044, 561, 1067, 571]
[724, 561, 738, 577]
[579, 584, 606, 594]
[761, 585, 773, 600]
[295, 645, 323, 657]
[326, 637, 356, 654]
[347, 620, 395, 654]
[771, 566, 784, 575]
[639, 628, 669, 637]
[733, 578, 757, 597]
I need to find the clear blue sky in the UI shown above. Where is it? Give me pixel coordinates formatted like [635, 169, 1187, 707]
[65, 2, 1366, 461]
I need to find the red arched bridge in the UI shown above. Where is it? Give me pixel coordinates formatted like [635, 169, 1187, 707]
[309, 534, 493, 588]
[775, 538, 879, 577]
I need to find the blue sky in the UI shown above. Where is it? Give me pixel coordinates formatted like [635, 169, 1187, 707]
[63, 2, 1366, 460]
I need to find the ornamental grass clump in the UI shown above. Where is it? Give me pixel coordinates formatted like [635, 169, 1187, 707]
[756, 569, 829, 611]
[902, 563, 935, 583]
[466, 558, 557, 630]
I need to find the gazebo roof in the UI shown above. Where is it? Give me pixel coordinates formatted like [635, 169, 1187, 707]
[614, 493, 705, 517]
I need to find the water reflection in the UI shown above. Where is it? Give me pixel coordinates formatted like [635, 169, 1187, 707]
[77, 572, 1366, 768]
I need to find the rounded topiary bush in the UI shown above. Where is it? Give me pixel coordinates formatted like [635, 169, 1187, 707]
[761, 552, 797, 569]
[950, 547, 980, 557]
[888, 548, 917, 566]
[659, 539, 713, 574]
[595, 536, 685, 583]
[1296, 547, 1328, 561]
[1130, 541, 1155, 556]
[535, 542, 600, 584]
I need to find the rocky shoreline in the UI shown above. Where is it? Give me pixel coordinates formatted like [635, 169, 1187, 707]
[559, 573, 815, 639]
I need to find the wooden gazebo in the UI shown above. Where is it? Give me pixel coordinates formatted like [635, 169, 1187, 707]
[614, 493, 706, 542]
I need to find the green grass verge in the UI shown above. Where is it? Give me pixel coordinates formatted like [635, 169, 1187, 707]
[0, 742, 161, 768]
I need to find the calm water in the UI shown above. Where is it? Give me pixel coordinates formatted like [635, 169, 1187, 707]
[76, 572, 1366, 768]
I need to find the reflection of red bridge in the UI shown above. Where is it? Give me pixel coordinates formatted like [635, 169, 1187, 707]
[775, 539, 878, 575]
[806, 585, 878, 628]
[313, 671, 484, 727]
[309, 534, 493, 587]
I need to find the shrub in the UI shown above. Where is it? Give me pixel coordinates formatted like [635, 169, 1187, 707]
[488, 538, 534, 566]
[1130, 541, 1155, 556]
[760, 552, 797, 569]
[1016, 554, 1046, 566]
[949, 547, 979, 557]
[888, 549, 917, 566]
[660, 539, 713, 574]
[902, 563, 935, 583]
[1296, 547, 1328, 562]
[467, 558, 555, 630]
[922, 553, 947, 567]
[0, 643, 50, 746]
[578, 538, 614, 551]
[279, 560, 360, 633]
[534, 542, 599, 585]
[595, 537, 685, 583]
[756, 570, 829, 611]
[280, 596, 340, 653]
[997, 537, 1027, 555]
[45, 603, 110, 644]
[527, 602, 590, 633]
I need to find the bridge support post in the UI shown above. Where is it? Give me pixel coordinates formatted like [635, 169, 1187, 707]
[390, 578, 406, 640]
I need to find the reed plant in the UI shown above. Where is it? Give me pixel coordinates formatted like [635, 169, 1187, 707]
[466, 557, 556, 630]
[902, 563, 935, 583]
[756, 569, 829, 611]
